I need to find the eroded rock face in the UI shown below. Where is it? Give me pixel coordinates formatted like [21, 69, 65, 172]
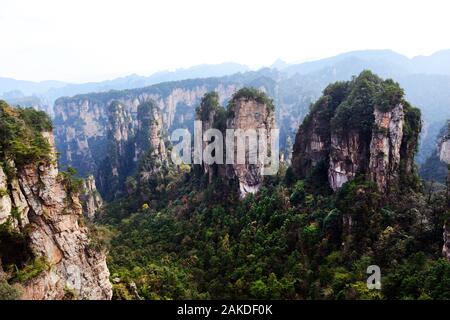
[369, 104, 404, 193]
[291, 97, 332, 179]
[54, 82, 237, 180]
[444, 223, 450, 261]
[328, 130, 367, 191]
[292, 71, 420, 193]
[226, 97, 275, 196]
[194, 90, 277, 197]
[0, 166, 12, 225]
[328, 104, 409, 192]
[440, 126, 450, 262]
[1, 132, 112, 300]
[95, 100, 170, 199]
[440, 138, 450, 164]
[81, 175, 103, 221]
[136, 101, 169, 183]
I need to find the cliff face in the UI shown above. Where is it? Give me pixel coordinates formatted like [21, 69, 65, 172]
[136, 101, 169, 184]
[368, 104, 405, 193]
[94, 100, 169, 199]
[436, 122, 450, 261]
[439, 123, 450, 164]
[80, 175, 103, 221]
[54, 81, 238, 181]
[195, 89, 276, 197]
[226, 92, 276, 196]
[0, 102, 112, 300]
[444, 223, 450, 261]
[420, 121, 450, 183]
[292, 71, 421, 193]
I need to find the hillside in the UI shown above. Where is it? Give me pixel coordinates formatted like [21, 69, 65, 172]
[0, 101, 112, 300]
[98, 73, 450, 300]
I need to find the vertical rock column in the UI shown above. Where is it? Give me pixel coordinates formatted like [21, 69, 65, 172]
[17, 132, 112, 300]
[369, 104, 404, 193]
[226, 95, 275, 197]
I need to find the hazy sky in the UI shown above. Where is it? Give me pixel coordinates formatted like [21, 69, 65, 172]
[1, 0, 449, 83]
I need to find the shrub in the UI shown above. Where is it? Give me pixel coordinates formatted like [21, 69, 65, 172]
[58, 167, 84, 195]
[13, 257, 50, 283]
[229, 87, 275, 112]
[0, 280, 21, 300]
[0, 101, 52, 166]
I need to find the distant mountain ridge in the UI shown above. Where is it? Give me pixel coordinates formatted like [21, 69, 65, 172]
[3, 49, 450, 107]
[4, 49, 450, 172]
[0, 63, 250, 105]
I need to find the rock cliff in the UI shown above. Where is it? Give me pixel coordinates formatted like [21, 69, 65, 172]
[0, 101, 112, 300]
[54, 80, 238, 181]
[439, 129, 450, 164]
[432, 122, 450, 261]
[420, 121, 450, 183]
[444, 223, 450, 261]
[195, 89, 276, 197]
[292, 71, 421, 193]
[226, 89, 276, 196]
[95, 100, 169, 199]
[80, 175, 103, 221]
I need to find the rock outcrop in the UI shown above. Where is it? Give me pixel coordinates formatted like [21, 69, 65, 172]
[195, 92, 227, 183]
[292, 71, 421, 193]
[438, 121, 450, 164]
[0, 102, 112, 300]
[95, 100, 169, 199]
[54, 81, 238, 181]
[420, 121, 450, 184]
[195, 89, 277, 197]
[444, 223, 450, 261]
[226, 90, 276, 196]
[136, 101, 169, 183]
[80, 175, 103, 221]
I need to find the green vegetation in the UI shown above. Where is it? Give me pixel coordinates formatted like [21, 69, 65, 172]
[0, 100, 52, 167]
[97, 72, 450, 300]
[0, 280, 21, 300]
[86, 222, 115, 252]
[12, 257, 50, 283]
[58, 166, 84, 195]
[196, 92, 222, 122]
[101, 158, 450, 300]
[228, 87, 275, 112]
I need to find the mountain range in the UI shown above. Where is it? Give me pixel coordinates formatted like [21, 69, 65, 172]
[2, 49, 450, 167]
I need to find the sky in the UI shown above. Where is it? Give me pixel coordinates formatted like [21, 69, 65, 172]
[1, 0, 449, 83]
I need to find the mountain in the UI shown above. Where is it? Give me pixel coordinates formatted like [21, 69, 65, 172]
[100, 74, 450, 300]
[0, 101, 112, 299]
[283, 50, 410, 75]
[5, 49, 450, 176]
[0, 78, 66, 96]
[51, 52, 450, 183]
[412, 50, 450, 75]
[291, 71, 421, 193]
[0, 63, 250, 107]
[195, 89, 276, 197]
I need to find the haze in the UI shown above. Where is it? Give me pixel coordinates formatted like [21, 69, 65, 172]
[1, 0, 449, 82]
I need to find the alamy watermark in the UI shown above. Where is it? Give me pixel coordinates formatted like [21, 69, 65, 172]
[170, 120, 280, 175]
[367, 265, 381, 290]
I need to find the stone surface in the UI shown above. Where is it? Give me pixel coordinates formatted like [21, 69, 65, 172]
[226, 97, 275, 197]
[54, 82, 237, 180]
[81, 175, 103, 220]
[0, 131, 112, 300]
[444, 223, 450, 261]
[292, 77, 419, 194]
[440, 139, 450, 164]
[0, 166, 12, 225]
